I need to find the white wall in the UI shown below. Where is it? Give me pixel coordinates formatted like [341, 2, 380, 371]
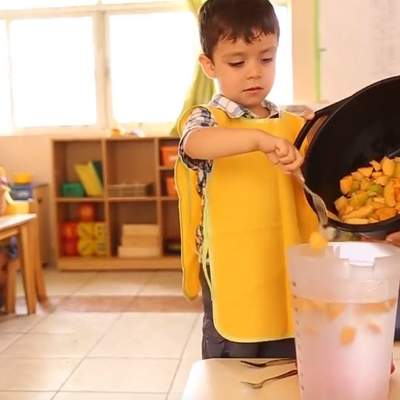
[319, 0, 400, 103]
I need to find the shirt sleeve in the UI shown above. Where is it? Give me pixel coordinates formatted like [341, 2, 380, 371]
[178, 106, 216, 173]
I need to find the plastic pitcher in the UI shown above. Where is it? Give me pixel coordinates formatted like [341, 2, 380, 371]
[289, 242, 400, 400]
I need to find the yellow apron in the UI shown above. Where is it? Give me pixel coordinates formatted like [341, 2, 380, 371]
[175, 106, 318, 342]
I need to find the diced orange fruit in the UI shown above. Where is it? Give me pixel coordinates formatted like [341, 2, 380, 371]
[304, 325, 317, 335]
[367, 322, 382, 335]
[326, 303, 346, 320]
[292, 297, 314, 313]
[356, 299, 396, 315]
[309, 231, 328, 252]
[340, 326, 356, 345]
[370, 160, 382, 171]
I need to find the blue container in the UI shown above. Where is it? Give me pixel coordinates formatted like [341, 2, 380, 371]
[10, 184, 33, 200]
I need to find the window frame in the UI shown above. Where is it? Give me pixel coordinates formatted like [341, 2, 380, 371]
[0, 0, 315, 136]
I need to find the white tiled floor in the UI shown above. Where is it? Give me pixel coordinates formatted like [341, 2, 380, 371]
[7, 269, 400, 399]
[2, 269, 203, 399]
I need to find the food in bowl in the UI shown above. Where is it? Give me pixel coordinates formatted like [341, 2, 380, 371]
[335, 157, 400, 224]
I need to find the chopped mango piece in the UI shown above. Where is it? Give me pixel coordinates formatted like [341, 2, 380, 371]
[395, 187, 400, 202]
[356, 299, 396, 315]
[343, 218, 369, 225]
[358, 167, 373, 178]
[372, 171, 383, 178]
[343, 205, 373, 219]
[340, 176, 353, 195]
[304, 325, 317, 335]
[292, 297, 314, 313]
[374, 207, 397, 221]
[368, 200, 386, 210]
[381, 157, 395, 176]
[340, 326, 356, 345]
[394, 162, 400, 178]
[375, 175, 390, 186]
[370, 160, 382, 171]
[349, 192, 369, 208]
[351, 171, 363, 180]
[374, 196, 385, 204]
[335, 196, 348, 214]
[384, 181, 396, 207]
[309, 231, 328, 251]
[326, 303, 346, 320]
[367, 322, 382, 335]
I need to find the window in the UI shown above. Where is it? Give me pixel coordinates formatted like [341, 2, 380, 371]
[0, 0, 97, 10]
[108, 11, 199, 123]
[0, 1, 293, 134]
[9, 17, 96, 128]
[269, 4, 293, 105]
[0, 21, 11, 134]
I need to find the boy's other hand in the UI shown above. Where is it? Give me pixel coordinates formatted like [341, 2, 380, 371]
[300, 107, 315, 121]
[386, 232, 400, 247]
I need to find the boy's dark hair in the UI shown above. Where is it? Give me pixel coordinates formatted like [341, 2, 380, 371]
[199, 0, 280, 59]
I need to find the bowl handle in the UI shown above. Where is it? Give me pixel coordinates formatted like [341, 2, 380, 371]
[294, 98, 347, 150]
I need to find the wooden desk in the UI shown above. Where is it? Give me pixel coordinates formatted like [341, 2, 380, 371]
[182, 358, 400, 399]
[0, 214, 47, 313]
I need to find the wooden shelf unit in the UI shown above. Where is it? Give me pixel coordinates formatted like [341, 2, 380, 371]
[52, 137, 181, 270]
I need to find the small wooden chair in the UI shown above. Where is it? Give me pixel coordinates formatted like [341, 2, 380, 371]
[3, 258, 19, 313]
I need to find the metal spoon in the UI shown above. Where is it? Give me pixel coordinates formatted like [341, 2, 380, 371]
[240, 358, 296, 368]
[241, 368, 298, 389]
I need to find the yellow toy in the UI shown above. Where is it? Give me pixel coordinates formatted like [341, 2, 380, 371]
[0, 167, 14, 216]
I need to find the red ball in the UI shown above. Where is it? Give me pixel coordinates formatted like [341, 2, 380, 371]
[78, 203, 96, 222]
[62, 239, 78, 256]
[61, 222, 78, 239]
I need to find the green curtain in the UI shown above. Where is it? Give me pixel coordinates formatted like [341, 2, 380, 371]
[169, 0, 215, 137]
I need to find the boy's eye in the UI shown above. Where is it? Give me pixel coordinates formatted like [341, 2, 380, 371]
[262, 57, 274, 63]
[228, 61, 244, 67]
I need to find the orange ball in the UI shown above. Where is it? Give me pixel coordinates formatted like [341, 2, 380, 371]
[77, 203, 96, 222]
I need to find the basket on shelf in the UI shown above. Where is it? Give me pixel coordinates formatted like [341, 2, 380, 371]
[107, 182, 154, 198]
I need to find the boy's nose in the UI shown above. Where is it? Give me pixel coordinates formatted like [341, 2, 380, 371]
[246, 63, 262, 80]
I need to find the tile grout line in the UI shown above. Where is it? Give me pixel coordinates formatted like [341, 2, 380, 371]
[135, 271, 159, 296]
[50, 310, 125, 398]
[60, 271, 101, 297]
[166, 313, 201, 397]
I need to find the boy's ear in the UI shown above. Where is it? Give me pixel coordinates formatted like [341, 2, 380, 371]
[199, 54, 216, 79]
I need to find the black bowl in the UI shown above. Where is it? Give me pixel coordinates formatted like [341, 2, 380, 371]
[294, 75, 400, 239]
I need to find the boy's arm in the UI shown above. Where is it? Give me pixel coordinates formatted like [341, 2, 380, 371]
[184, 127, 303, 173]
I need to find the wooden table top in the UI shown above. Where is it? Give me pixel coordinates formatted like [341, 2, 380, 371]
[182, 358, 400, 399]
[0, 214, 36, 230]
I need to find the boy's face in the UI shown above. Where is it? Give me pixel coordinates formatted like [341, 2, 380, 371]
[200, 32, 278, 115]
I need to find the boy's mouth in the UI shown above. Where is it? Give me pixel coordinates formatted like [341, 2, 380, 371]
[243, 87, 263, 93]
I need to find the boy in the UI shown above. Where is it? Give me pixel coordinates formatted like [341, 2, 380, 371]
[175, 0, 318, 359]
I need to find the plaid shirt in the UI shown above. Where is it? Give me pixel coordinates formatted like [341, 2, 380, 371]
[178, 94, 280, 257]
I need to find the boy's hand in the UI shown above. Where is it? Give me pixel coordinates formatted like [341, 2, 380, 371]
[260, 136, 303, 174]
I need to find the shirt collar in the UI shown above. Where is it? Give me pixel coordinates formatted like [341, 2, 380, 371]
[209, 93, 279, 119]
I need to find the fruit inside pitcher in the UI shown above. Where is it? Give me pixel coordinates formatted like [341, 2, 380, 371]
[292, 296, 397, 400]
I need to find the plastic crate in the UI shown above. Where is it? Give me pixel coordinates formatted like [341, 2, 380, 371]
[160, 145, 179, 167]
[10, 184, 32, 200]
[61, 182, 85, 198]
[165, 176, 177, 197]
